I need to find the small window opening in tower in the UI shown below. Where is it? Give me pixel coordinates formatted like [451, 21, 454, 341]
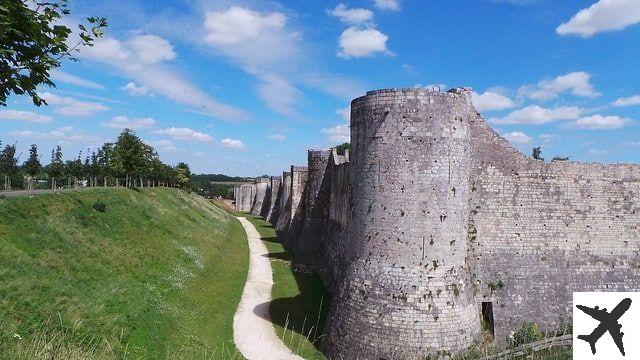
[482, 302, 495, 339]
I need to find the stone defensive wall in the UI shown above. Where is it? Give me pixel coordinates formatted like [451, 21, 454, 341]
[234, 87, 640, 359]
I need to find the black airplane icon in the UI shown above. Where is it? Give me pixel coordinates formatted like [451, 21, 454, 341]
[576, 298, 631, 356]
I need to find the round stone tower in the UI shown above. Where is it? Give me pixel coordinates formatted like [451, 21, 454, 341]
[325, 88, 480, 359]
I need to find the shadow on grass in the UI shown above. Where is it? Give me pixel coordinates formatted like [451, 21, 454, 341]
[249, 218, 330, 357]
[254, 271, 330, 356]
[262, 252, 293, 260]
[260, 236, 281, 244]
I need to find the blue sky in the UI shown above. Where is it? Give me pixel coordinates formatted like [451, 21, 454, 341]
[2, 0, 640, 176]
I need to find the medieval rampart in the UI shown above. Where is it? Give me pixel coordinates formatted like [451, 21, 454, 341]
[234, 87, 640, 359]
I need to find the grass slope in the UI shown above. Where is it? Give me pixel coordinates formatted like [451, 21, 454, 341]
[239, 214, 328, 360]
[0, 188, 248, 359]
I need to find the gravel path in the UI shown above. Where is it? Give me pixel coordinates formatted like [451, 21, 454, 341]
[233, 217, 304, 360]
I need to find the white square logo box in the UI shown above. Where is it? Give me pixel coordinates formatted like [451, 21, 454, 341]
[573, 292, 640, 359]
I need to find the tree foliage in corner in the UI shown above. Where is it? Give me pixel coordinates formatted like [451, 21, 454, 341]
[0, 0, 107, 106]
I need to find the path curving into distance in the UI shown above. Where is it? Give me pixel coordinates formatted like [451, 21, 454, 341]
[233, 217, 304, 360]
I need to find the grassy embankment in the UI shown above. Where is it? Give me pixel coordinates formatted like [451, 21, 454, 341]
[0, 187, 248, 359]
[236, 214, 329, 360]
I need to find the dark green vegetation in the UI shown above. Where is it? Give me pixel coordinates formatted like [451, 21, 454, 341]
[190, 174, 250, 199]
[1, 129, 191, 191]
[239, 214, 329, 360]
[335, 142, 350, 155]
[0, 188, 248, 359]
[0, 0, 107, 106]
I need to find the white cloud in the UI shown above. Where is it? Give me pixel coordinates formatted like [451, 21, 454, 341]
[518, 72, 600, 100]
[154, 127, 213, 142]
[200, 6, 364, 115]
[50, 70, 105, 90]
[0, 110, 53, 123]
[9, 127, 99, 143]
[573, 115, 632, 129]
[148, 139, 181, 153]
[328, 4, 374, 25]
[268, 134, 286, 141]
[557, 0, 640, 37]
[121, 82, 151, 96]
[80, 35, 248, 121]
[103, 115, 156, 130]
[488, 105, 582, 125]
[471, 91, 515, 112]
[373, 0, 401, 11]
[255, 73, 301, 116]
[39, 92, 108, 117]
[220, 138, 246, 150]
[322, 124, 350, 143]
[204, 7, 287, 46]
[503, 131, 532, 144]
[613, 94, 640, 107]
[338, 27, 392, 58]
[336, 106, 351, 121]
[128, 34, 176, 64]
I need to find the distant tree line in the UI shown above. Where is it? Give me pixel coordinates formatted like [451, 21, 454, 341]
[0, 129, 191, 191]
[190, 174, 248, 199]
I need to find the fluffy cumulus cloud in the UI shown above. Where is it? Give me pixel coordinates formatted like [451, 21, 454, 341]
[268, 133, 286, 141]
[10, 126, 100, 143]
[203, 7, 304, 116]
[373, 0, 401, 11]
[201, 6, 364, 116]
[0, 110, 53, 123]
[121, 82, 151, 96]
[127, 35, 176, 63]
[220, 138, 246, 150]
[154, 127, 212, 142]
[573, 115, 633, 129]
[50, 70, 104, 90]
[338, 27, 392, 58]
[613, 94, 640, 107]
[39, 92, 108, 117]
[328, 4, 374, 25]
[557, 0, 640, 37]
[322, 124, 350, 143]
[103, 115, 156, 130]
[471, 91, 515, 112]
[518, 72, 600, 100]
[204, 7, 287, 46]
[489, 105, 582, 125]
[80, 34, 247, 121]
[503, 131, 532, 144]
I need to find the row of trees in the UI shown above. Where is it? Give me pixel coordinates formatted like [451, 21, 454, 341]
[0, 129, 191, 191]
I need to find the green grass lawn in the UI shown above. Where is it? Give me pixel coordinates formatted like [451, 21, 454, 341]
[0, 187, 248, 359]
[238, 214, 328, 360]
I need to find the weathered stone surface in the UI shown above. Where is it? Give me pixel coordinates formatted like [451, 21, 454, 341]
[266, 176, 282, 222]
[235, 87, 640, 359]
[251, 177, 270, 216]
[325, 88, 481, 359]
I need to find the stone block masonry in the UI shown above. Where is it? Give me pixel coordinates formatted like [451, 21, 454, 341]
[235, 87, 640, 359]
[250, 177, 270, 216]
[266, 176, 281, 223]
